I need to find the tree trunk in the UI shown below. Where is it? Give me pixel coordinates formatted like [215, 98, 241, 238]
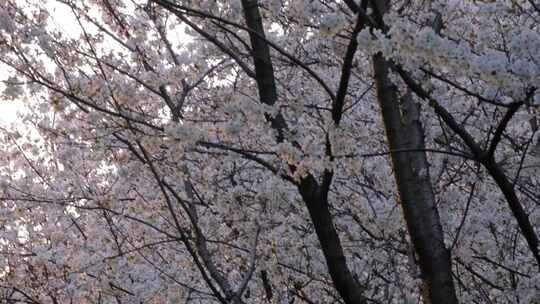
[241, 1, 367, 302]
[372, 54, 458, 304]
[298, 176, 367, 304]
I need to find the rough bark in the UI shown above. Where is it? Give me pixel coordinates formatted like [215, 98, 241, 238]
[396, 66, 540, 267]
[372, 54, 458, 304]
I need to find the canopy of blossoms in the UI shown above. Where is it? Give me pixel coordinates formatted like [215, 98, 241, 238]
[0, 0, 539, 303]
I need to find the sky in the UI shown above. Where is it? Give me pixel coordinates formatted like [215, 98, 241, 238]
[0, 0, 193, 129]
[0, 1, 77, 126]
[0, 101, 20, 126]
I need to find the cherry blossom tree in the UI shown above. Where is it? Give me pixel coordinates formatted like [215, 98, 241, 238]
[0, 0, 539, 303]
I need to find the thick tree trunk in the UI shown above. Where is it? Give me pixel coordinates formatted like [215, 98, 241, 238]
[396, 65, 540, 268]
[372, 54, 458, 304]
